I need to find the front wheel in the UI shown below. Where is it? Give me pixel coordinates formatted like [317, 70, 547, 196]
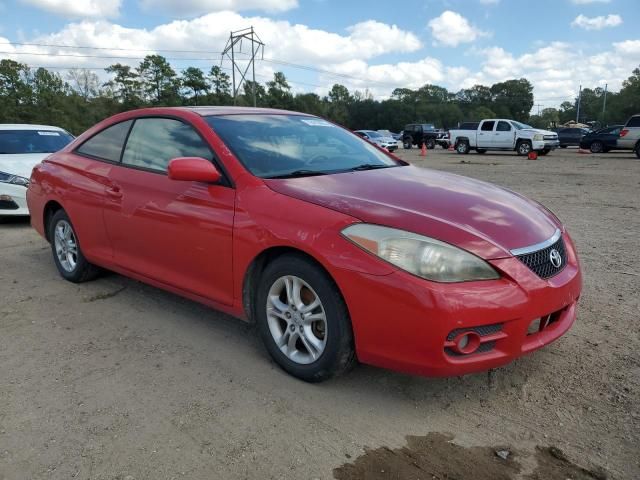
[49, 209, 100, 283]
[256, 254, 356, 382]
[403, 139, 412, 149]
[426, 138, 436, 149]
[517, 141, 532, 156]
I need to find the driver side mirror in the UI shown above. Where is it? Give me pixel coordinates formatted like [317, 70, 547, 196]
[168, 157, 222, 183]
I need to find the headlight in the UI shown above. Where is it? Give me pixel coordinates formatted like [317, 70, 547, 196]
[342, 224, 500, 283]
[533, 134, 543, 141]
[0, 171, 29, 187]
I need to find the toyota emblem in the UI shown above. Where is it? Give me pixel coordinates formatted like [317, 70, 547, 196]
[549, 249, 562, 268]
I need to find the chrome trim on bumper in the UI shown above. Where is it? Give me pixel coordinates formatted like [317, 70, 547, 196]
[510, 228, 562, 256]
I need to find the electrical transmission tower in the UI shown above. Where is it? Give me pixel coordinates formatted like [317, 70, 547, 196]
[221, 27, 265, 106]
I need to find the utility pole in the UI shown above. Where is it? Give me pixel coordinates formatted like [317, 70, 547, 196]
[602, 83, 608, 125]
[535, 104, 543, 116]
[221, 26, 265, 106]
[576, 84, 582, 124]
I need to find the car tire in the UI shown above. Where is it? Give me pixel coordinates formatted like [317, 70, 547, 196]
[560, 145, 567, 149]
[516, 140, 532, 156]
[590, 141, 604, 154]
[403, 139, 412, 149]
[635, 143, 640, 159]
[456, 140, 470, 154]
[476, 149, 487, 154]
[256, 253, 356, 382]
[49, 209, 101, 283]
[426, 138, 436, 149]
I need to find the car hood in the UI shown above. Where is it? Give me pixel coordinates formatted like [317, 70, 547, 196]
[264, 166, 559, 259]
[522, 128, 557, 136]
[0, 153, 49, 178]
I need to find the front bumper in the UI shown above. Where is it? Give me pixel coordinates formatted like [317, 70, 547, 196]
[0, 184, 29, 216]
[532, 140, 560, 151]
[331, 231, 582, 377]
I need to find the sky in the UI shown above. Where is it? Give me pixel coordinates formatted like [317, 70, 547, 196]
[0, 0, 639, 109]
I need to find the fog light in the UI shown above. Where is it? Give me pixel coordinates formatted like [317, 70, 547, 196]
[452, 331, 481, 355]
[0, 194, 12, 201]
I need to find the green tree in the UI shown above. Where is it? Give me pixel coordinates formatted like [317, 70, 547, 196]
[137, 55, 180, 105]
[266, 71, 293, 109]
[0, 60, 32, 123]
[490, 79, 534, 121]
[209, 65, 232, 104]
[327, 84, 351, 126]
[104, 63, 142, 107]
[182, 67, 208, 105]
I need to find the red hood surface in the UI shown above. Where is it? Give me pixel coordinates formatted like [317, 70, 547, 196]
[264, 165, 559, 260]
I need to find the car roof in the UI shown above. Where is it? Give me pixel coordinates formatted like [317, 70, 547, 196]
[0, 124, 68, 131]
[177, 106, 308, 117]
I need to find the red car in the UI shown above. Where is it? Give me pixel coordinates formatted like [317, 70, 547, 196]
[27, 107, 582, 382]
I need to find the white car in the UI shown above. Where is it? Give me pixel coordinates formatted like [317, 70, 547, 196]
[354, 130, 398, 152]
[0, 124, 74, 217]
[449, 119, 559, 156]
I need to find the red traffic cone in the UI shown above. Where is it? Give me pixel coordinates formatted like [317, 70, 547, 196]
[448, 141, 454, 151]
[420, 142, 427, 157]
[528, 151, 538, 160]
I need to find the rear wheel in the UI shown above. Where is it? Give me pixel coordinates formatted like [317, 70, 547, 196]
[403, 138, 412, 149]
[256, 254, 356, 382]
[456, 140, 470, 154]
[590, 141, 604, 153]
[516, 140, 532, 156]
[426, 138, 436, 149]
[49, 209, 100, 283]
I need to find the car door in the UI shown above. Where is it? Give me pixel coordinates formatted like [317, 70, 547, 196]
[103, 116, 235, 305]
[604, 126, 622, 149]
[493, 120, 515, 149]
[478, 121, 495, 148]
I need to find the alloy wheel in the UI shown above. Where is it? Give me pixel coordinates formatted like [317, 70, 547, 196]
[54, 220, 78, 272]
[266, 275, 327, 365]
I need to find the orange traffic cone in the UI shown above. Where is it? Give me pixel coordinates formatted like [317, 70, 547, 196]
[528, 151, 538, 160]
[448, 141, 454, 151]
[420, 142, 427, 157]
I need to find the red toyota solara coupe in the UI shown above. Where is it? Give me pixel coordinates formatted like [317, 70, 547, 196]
[27, 107, 582, 382]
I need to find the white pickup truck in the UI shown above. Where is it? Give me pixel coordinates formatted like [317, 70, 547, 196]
[449, 119, 560, 156]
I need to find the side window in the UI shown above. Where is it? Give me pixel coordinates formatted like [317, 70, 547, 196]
[496, 121, 511, 132]
[481, 121, 495, 131]
[610, 127, 621, 135]
[122, 118, 212, 172]
[76, 120, 133, 162]
[626, 116, 640, 127]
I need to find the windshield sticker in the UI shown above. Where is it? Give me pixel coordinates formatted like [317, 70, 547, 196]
[37, 131, 61, 136]
[300, 119, 334, 127]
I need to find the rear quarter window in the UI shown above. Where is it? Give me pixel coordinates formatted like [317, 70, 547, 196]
[625, 116, 640, 128]
[76, 120, 133, 162]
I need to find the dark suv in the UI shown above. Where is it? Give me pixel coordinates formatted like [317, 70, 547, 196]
[402, 123, 440, 149]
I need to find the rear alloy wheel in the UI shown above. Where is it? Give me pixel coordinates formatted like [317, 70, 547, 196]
[590, 141, 604, 153]
[517, 141, 532, 156]
[456, 141, 470, 154]
[256, 254, 355, 382]
[49, 209, 100, 283]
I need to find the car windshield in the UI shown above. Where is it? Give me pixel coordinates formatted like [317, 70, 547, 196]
[422, 124, 435, 130]
[378, 130, 392, 136]
[510, 121, 533, 130]
[0, 129, 73, 154]
[206, 115, 400, 178]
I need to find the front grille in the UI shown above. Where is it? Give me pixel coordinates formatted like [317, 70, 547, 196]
[543, 134, 558, 140]
[516, 236, 567, 279]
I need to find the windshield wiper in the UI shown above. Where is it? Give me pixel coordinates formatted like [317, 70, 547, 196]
[347, 164, 393, 172]
[265, 170, 329, 179]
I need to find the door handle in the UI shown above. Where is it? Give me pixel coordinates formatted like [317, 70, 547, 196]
[106, 186, 123, 198]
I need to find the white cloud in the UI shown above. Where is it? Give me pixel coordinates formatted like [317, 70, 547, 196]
[139, 0, 297, 16]
[20, 0, 121, 18]
[428, 11, 488, 47]
[571, 14, 622, 30]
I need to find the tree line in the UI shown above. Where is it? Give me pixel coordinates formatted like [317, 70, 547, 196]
[1, 54, 638, 136]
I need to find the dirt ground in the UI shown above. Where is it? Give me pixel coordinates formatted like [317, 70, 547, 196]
[0, 147, 638, 480]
